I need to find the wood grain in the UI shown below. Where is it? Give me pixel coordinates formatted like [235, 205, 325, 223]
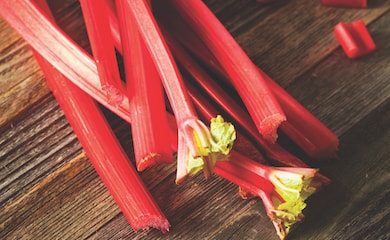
[232, 0, 389, 87]
[0, 19, 49, 127]
[0, 0, 389, 239]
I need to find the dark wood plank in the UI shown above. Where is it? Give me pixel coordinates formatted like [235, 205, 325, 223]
[282, 9, 390, 136]
[0, 153, 120, 239]
[289, 98, 390, 240]
[206, 0, 288, 36]
[0, 18, 50, 127]
[0, 95, 83, 208]
[0, 0, 90, 209]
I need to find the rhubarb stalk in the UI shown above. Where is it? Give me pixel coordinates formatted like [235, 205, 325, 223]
[186, 81, 330, 186]
[115, 0, 236, 183]
[0, 0, 132, 123]
[163, 0, 286, 143]
[116, 0, 173, 171]
[79, 0, 123, 104]
[30, 0, 170, 232]
[32, 50, 170, 233]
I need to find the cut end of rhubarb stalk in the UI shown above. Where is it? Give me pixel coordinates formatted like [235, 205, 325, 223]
[176, 115, 236, 183]
[267, 167, 318, 239]
[102, 84, 125, 106]
[133, 214, 171, 233]
[190, 115, 236, 179]
[137, 152, 173, 172]
[238, 186, 258, 200]
[259, 114, 286, 143]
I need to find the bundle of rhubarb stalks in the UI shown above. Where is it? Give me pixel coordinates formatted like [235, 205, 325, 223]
[0, 0, 339, 239]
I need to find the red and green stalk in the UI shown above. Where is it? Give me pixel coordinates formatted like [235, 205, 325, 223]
[215, 151, 318, 240]
[176, 81, 320, 239]
[163, 81, 321, 239]
[115, 0, 235, 183]
[186, 80, 330, 187]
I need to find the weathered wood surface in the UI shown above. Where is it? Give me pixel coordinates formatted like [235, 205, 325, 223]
[1, 0, 389, 239]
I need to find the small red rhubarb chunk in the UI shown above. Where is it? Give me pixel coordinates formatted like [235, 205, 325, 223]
[334, 20, 376, 59]
[321, 0, 367, 8]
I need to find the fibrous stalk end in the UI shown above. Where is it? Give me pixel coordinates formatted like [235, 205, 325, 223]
[137, 152, 173, 172]
[176, 115, 236, 183]
[132, 214, 171, 234]
[260, 114, 286, 143]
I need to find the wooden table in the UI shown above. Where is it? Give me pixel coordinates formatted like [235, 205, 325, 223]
[1, 0, 389, 239]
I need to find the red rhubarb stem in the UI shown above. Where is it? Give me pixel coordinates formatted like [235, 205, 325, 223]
[33, 50, 170, 233]
[116, 0, 173, 171]
[186, 81, 330, 186]
[116, 0, 195, 123]
[0, 0, 131, 122]
[165, 0, 286, 143]
[31, 0, 169, 231]
[79, 0, 123, 103]
[116, 0, 235, 182]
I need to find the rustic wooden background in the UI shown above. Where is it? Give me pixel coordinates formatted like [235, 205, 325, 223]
[1, 0, 389, 239]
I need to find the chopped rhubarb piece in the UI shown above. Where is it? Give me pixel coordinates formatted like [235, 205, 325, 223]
[334, 19, 376, 59]
[321, 0, 367, 8]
